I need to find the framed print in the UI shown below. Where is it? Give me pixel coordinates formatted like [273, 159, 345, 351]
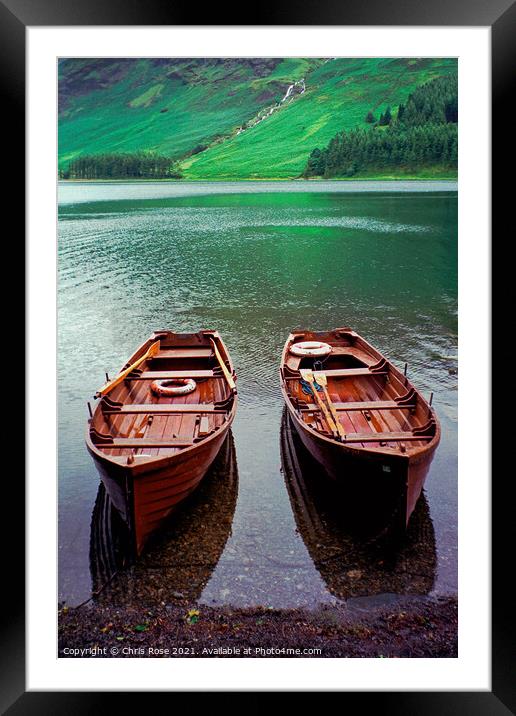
[3, 0, 508, 707]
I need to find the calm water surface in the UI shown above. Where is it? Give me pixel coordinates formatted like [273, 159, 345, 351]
[58, 181, 457, 608]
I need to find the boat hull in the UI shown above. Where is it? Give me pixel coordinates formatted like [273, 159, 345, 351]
[280, 410, 437, 596]
[285, 400, 437, 534]
[89, 423, 231, 555]
[89, 432, 239, 603]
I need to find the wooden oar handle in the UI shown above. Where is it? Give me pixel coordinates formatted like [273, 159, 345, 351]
[323, 387, 346, 439]
[210, 338, 236, 392]
[301, 370, 337, 436]
[313, 371, 346, 440]
[316, 393, 338, 435]
[96, 340, 160, 397]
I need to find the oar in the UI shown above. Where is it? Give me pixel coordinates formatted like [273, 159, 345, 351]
[301, 369, 338, 438]
[95, 340, 161, 398]
[314, 371, 346, 441]
[210, 337, 237, 392]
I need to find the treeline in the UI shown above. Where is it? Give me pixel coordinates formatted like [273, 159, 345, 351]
[304, 75, 458, 178]
[60, 152, 182, 179]
[397, 75, 457, 126]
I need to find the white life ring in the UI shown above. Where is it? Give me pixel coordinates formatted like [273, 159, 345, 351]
[289, 341, 332, 358]
[150, 378, 197, 396]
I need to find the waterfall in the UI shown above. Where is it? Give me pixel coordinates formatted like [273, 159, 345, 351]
[282, 84, 295, 102]
[281, 79, 305, 103]
[236, 78, 307, 138]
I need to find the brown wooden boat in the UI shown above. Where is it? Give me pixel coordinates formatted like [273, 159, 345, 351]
[86, 329, 237, 555]
[280, 327, 440, 533]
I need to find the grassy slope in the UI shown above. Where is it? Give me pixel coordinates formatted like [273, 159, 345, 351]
[58, 59, 324, 169]
[59, 57, 457, 180]
[183, 58, 457, 179]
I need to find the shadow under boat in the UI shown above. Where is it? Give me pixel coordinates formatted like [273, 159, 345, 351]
[280, 410, 437, 600]
[89, 431, 238, 606]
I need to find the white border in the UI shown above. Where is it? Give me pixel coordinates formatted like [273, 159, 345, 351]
[27, 26, 490, 691]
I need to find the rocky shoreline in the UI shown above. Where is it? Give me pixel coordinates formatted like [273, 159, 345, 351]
[58, 595, 457, 658]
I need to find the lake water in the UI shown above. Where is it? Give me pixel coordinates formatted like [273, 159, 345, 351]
[58, 180, 457, 609]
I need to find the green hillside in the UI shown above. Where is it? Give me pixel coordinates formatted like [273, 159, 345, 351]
[303, 75, 458, 179]
[58, 57, 457, 180]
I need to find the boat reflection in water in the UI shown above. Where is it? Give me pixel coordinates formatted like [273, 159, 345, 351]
[89, 432, 238, 605]
[281, 411, 436, 600]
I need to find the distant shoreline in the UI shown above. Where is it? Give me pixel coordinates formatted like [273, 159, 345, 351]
[59, 175, 458, 185]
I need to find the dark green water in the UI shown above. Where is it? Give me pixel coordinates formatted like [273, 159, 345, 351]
[58, 181, 457, 608]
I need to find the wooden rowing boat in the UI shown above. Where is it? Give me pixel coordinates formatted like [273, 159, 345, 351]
[86, 329, 237, 555]
[280, 327, 440, 534]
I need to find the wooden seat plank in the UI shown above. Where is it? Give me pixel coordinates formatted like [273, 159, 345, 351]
[153, 348, 213, 359]
[304, 400, 412, 412]
[97, 437, 194, 448]
[320, 368, 388, 377]
[324, 345, 376, 365]
[342, 431, 432, 443]
[285, 368, 387, 381]
[104, 403, 223, 415]
[126, 370, 216, 380]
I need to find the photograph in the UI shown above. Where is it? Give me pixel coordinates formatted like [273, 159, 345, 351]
[4, 0, 501, 700]
[56, 55, 459, 659]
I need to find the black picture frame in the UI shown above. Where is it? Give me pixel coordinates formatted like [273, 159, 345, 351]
[5, 0, 507, 708]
